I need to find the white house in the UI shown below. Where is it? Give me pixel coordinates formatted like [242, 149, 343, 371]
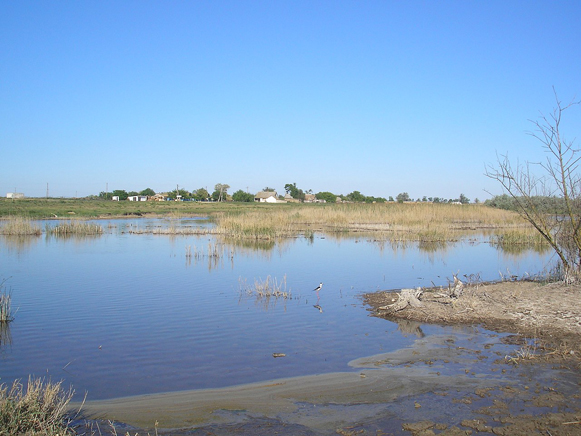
[127, 195, 148, 202]
[6, 193, 24, 199]
[254, 191, 279, 203]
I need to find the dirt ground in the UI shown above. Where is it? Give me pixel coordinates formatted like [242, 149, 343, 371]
[363, 280, 581, 356]
[362, 280, 581, 435]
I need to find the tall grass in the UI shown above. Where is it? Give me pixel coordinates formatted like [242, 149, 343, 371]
[215, 203, 529, 241]
[46, 221, 103, 236]
[0, 377, 76, 436]
[0, 217, 41, 236]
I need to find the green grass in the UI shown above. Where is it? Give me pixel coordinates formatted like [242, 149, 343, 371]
[0, 377, 77, 436]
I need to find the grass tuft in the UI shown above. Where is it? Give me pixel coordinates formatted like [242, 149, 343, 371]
[0, 279, 12, 323]
[0, 377, 76, 436]
[239, 275, 291, 299]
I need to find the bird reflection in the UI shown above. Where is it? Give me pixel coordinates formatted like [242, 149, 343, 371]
[313, 304, 323, 313]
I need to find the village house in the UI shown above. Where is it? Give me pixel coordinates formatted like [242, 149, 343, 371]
[254, 191, 281, 203]
[127, 195, 148, 202]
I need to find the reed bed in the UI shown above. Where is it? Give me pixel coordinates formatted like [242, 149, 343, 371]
[46, 221, 103, 236]
[0, 217, 41, 236]
[0, 377, 76, 436]
[215, 203, 529, 242]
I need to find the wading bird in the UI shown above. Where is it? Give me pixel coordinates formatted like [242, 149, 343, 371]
[313, 283, 323, 293]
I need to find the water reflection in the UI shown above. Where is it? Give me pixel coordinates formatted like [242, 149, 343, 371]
[0, 322, 12, 349]
[0, 235, 41, 255]
[393, 319, 425, 338]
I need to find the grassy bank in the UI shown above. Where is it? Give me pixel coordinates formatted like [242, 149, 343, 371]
[0, 197, 258, 219]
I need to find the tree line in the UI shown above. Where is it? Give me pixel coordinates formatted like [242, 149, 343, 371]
[97, 183, 471, 205]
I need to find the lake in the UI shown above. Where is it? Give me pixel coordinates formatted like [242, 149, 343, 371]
[0, 218, 555, 401]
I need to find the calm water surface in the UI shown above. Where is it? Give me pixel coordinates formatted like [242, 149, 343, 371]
[0, 218, 555, 400]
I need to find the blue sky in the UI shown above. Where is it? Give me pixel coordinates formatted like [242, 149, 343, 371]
[1, 1, 580, 200]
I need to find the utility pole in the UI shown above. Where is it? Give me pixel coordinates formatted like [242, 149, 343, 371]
[46, 183, 49, 199]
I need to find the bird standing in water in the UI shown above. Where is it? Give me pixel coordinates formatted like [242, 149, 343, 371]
[313, 282, 323, 293]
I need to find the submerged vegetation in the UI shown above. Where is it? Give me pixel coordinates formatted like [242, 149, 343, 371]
[0, 377, 76, 436]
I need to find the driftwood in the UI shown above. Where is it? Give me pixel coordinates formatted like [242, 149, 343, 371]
[379, 288, 423, 312]
[450, 275, 464, 298]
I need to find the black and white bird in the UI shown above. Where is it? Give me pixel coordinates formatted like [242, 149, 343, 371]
[313, 282, 323, 292]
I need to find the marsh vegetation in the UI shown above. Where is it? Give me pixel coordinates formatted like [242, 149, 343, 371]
[0, 377, 76, 436]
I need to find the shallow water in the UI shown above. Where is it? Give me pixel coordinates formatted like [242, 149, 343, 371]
[0, 218, 555, 401]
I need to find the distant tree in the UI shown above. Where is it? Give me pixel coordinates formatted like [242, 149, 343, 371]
[263, 187, 276, 192]
[214, 183, 230, 202]
[388, 196, 394, 202]
[167, 189, 191, 200]
[365, 196, 386, 203]
[474, 198, 480, 204]
[128, 191, 138, 197]
[459, 193, 470, 204]
[232, 190, 254, 202]
[346, 191, 366, 202]
[315, 191, 337, 203]
[284, 183, 305, 202]
[422, 196, 427, 202]
[99, 191, 113, 200]
[192, 188, 209, 201]
[140, 188, 156, 197]
[396, 192, 410, 203]
[112, 190, 129, 200]
[433, 197, 441, 203]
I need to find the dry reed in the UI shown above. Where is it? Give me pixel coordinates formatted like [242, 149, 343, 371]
[0, 217, 41, 236]
[215, 203, 528, 241]
[47, 221, 103, 236]
[0, 377, 76, 436]
[0, 279, 12, 323]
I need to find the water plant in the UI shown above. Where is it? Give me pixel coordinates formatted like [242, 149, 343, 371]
[46, 220, 103, 236]
[0, 377, 76, 436]
[239, 275, 291, 299]
[0, 279, 12, 323]
[0, 217, 41, 236]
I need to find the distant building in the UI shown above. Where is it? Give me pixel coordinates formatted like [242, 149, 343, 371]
[127, 195, 148, 202]
[6, 193, 24, 199]
[112, 196, 120, 201]
[254, 191, 279, 203]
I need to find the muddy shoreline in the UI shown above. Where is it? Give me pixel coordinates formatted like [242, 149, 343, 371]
[74, 281, 581, 435]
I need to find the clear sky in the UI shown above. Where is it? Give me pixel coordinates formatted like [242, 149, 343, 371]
[1, 1, 580, 201]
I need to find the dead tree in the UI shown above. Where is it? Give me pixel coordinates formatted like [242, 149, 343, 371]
[486, 89, 581, 282]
